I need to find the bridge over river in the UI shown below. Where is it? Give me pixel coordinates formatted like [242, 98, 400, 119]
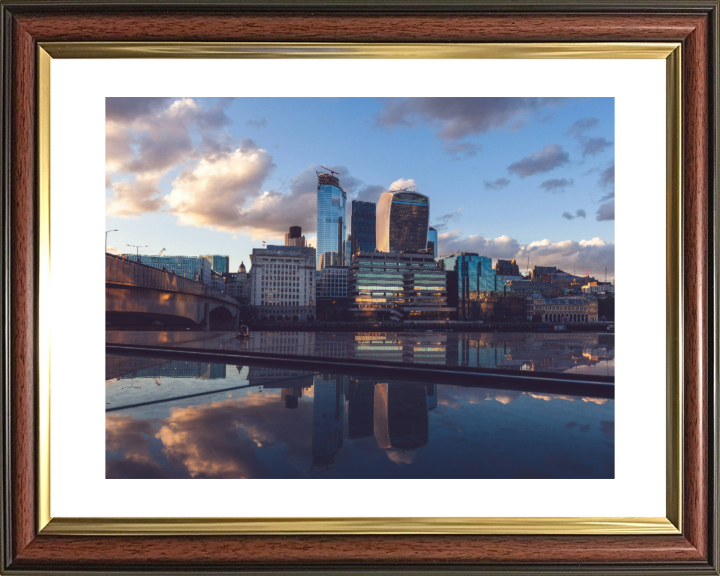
[106, 254, 241, 329]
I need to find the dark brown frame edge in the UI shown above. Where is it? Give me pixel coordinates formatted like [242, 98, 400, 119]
[0, 1, 717, 574]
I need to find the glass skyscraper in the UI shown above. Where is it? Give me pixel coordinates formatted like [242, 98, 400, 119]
[316, 172, 347, 270]
[345, 235, 352, 266]
[350, 200, 376, 260]
[427, 226, 438, 258]
[376, 191, 430, 253]
[436, 252, 505, 319]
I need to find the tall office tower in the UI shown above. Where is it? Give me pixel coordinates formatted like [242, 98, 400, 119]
[284, 225, 306, 247]
[316, 171, 347, 270]
[427, 226, 438, 258]
[344, 234, 352, 266]
[200, 254, 230, 274]
[350, 200, 377, 259]
[376, 191, 430, 253]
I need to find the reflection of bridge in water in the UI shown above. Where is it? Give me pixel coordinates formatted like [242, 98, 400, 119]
[106, 254, 241, 329]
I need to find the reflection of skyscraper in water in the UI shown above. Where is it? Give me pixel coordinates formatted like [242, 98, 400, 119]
[374, 383, 429, 450]
[347, 378, 375, 439]
[426, 384, 437, 411]
[281, 387, 303, 409]
[198, 363, 227, 380]
[311, 374, 345, 469]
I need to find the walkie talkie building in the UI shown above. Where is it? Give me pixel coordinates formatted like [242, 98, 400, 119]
[316, 172, 347, 270]
[376, 191, 430, 253]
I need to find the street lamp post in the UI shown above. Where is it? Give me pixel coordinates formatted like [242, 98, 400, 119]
[105, 229, 118, 253]
[127, 244, 147, 261]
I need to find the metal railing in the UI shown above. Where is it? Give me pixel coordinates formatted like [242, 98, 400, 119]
[106, 254, 239, 307]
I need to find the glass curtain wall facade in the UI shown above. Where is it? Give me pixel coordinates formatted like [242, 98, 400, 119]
[350, 200, 377, 259]
[316, 173, 347, 270]
[121, 254, 213, 286]
[199, 255, 229, 274]
[348, 251, 452, 322]
[345, 235, 352, 266]
[376, 191, 430, 253]
[427, 226, 438, 258]
[436, 253, 506, 319]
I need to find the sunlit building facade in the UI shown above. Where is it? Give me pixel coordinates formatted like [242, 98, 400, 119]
[348, 251, 453, 322]
[376, 191, 430, 253]
[316, 172, 347, 270]
[284, 225, 306, 247]
[249, 245, 316, 322]
[526, 295, 599, 323]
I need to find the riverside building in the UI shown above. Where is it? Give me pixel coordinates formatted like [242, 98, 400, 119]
[250, 245, 316, 322]
[316, 266, 349, 299]
[316, 171, 347, 270]
[525, 294, 599, 322]
[376, 191, 430, 253]
[348, 251, 453, 322]
[436, 253, 506, 320]
[223, 261, 250, 304]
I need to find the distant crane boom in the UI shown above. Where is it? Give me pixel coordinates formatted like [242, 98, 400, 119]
[319, 165, 339, 177]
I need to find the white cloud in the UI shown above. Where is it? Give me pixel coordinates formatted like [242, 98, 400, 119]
[437, 231, 614, 278]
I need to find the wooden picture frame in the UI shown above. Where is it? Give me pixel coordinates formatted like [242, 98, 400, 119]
[1, 1, 717, 573]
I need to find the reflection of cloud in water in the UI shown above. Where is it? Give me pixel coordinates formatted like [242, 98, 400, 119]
[106, 414, 183, 479]
[107, 390, 314, 479]
[527, 393, 576, 402]
[582, 397, 608, 405]
[385, 450, 415, 465]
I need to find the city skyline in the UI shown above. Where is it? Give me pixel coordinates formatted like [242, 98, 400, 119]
[106, 97, 615, 280]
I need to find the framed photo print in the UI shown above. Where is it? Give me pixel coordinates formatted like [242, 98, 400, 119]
[1, 1, 717, 574]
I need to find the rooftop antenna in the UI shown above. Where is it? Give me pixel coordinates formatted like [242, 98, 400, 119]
[605, 267, 607, 282]
[319, 165, 339, 177]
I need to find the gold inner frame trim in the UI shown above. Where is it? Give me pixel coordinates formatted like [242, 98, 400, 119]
[43, 516, 677, 536]
[36, 42, 682, 536]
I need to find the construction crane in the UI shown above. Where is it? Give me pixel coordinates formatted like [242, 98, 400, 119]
[158, 248, 166, 256]
[319, 166, 339, 177]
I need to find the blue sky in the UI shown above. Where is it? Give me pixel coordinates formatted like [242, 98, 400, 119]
[106, 97, 615, 278]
